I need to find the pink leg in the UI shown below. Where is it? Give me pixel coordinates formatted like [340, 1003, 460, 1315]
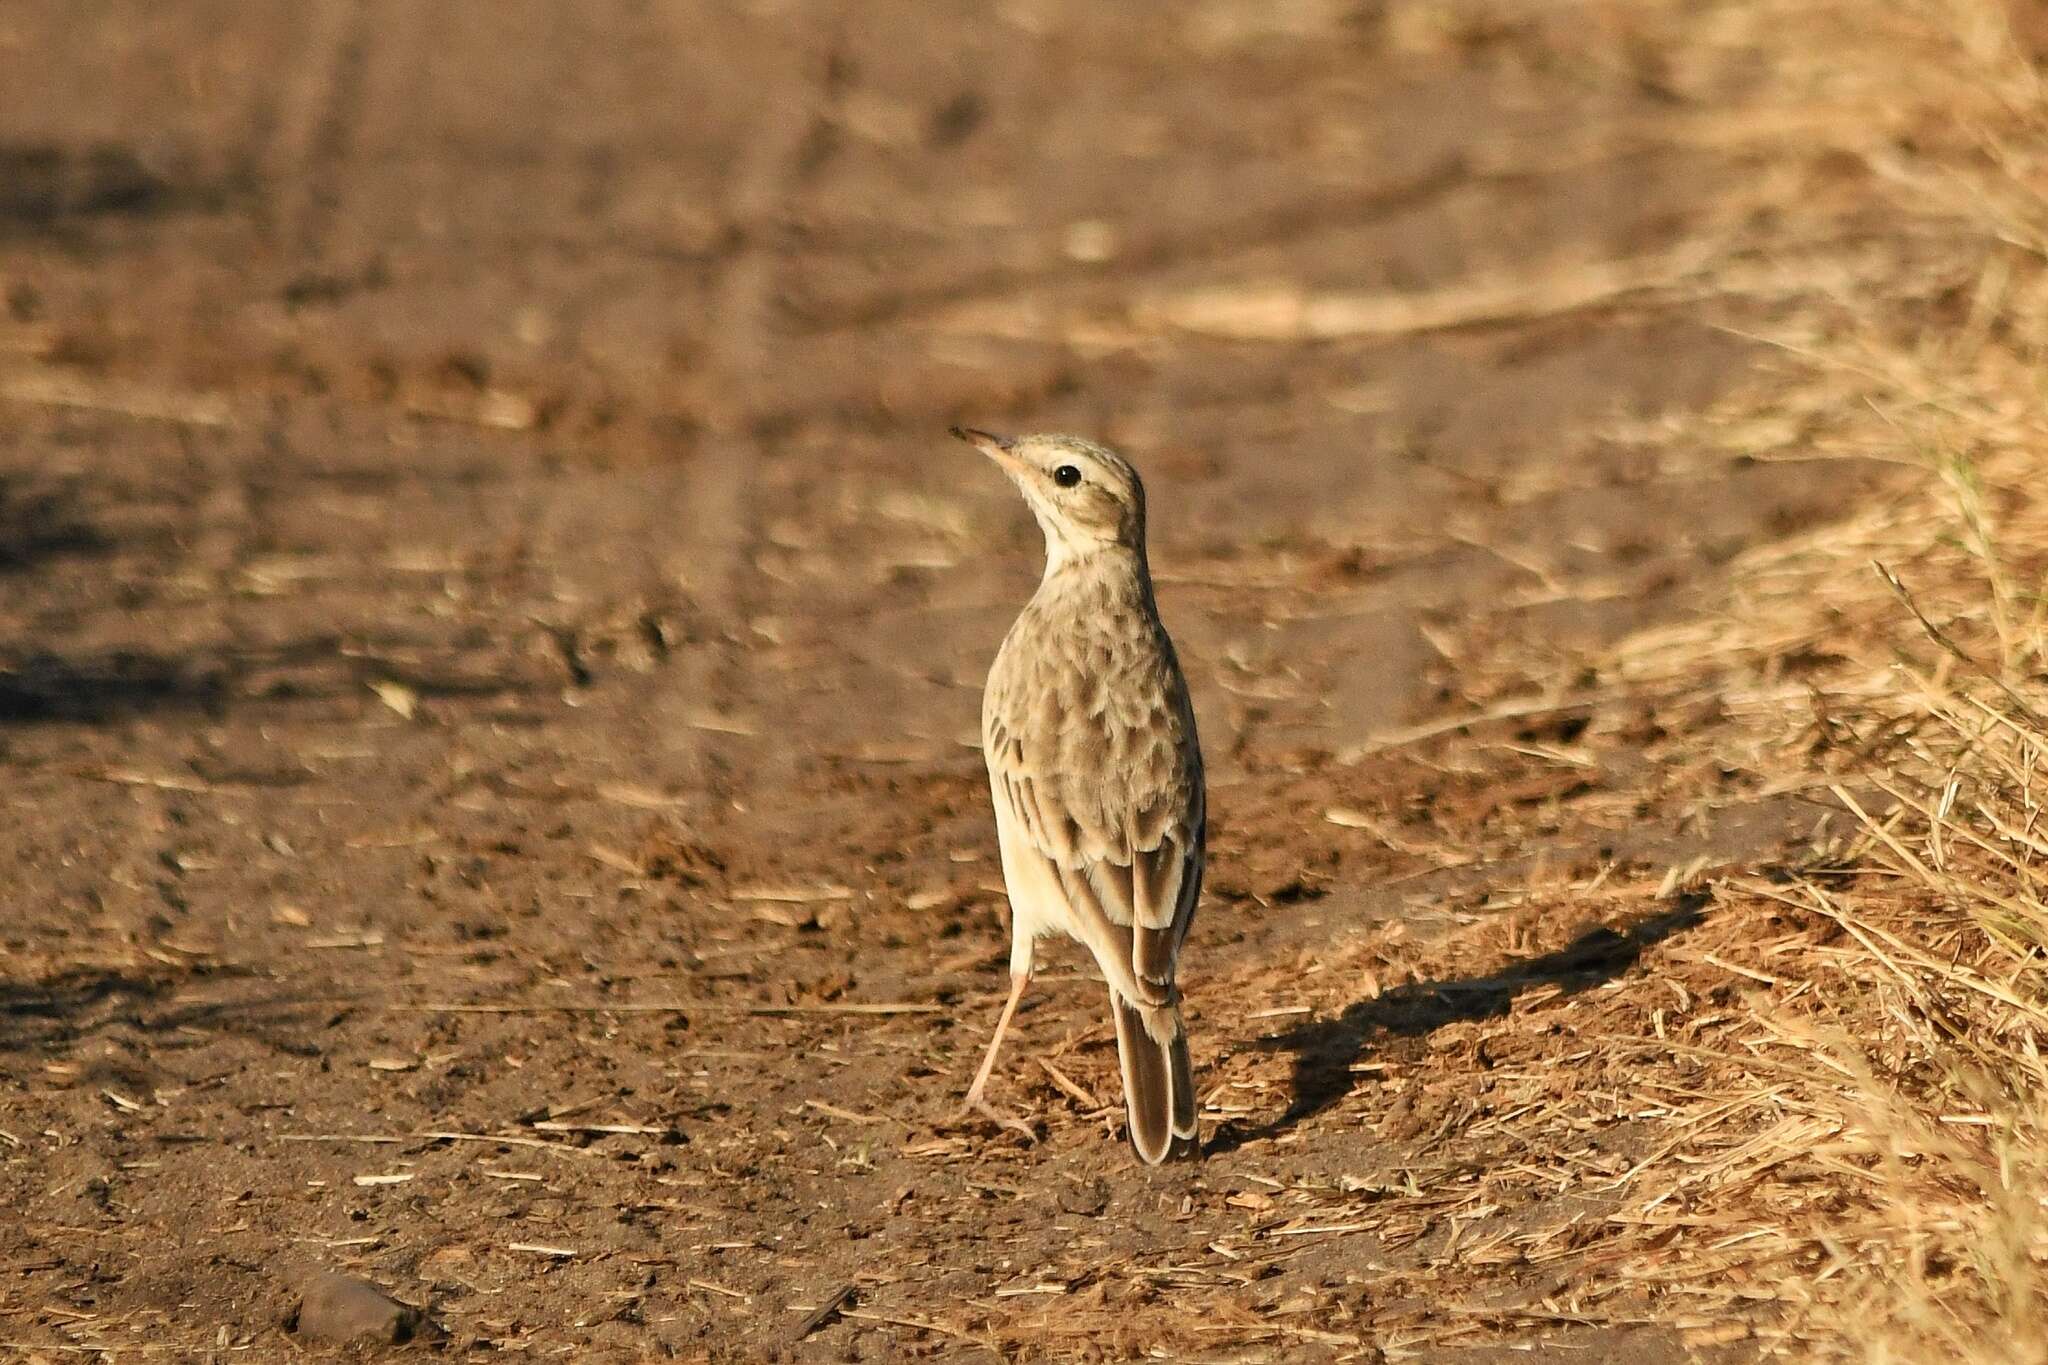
[960, 972, 1034, 1140]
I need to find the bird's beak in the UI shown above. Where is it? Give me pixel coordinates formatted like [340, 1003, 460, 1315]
[950, 425, 1024, 475]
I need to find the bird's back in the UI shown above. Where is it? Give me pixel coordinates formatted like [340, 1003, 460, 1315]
[983, 558, 1201, 883]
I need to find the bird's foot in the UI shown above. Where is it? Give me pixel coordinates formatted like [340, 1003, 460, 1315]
[948, 1095, 1036, 1144]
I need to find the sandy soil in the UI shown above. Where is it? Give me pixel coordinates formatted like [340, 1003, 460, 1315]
[0, 3, 1878, 1360]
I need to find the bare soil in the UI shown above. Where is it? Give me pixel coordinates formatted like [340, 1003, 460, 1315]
[0, 4, 1879, 1361]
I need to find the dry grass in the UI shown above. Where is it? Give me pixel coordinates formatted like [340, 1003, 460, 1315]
[1444, 0, 2048, 1356]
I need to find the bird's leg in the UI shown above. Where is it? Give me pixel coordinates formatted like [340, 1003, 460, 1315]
[962, 970, 1029, 1106]
[959, 970, 1034, 1141]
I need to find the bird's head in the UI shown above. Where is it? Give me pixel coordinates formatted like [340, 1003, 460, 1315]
[952, 428, 1147, 569]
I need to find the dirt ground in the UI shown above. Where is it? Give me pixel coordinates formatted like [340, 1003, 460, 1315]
[0, 3, 1889, 1361]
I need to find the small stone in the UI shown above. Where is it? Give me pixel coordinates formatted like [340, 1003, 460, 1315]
[1062, 219, 1119, 263]
[1057, 1178, 1110, 1217]
[289, 1272, 423, 1346]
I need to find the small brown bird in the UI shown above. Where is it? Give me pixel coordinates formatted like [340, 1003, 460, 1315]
[953, 426, 1205, 1164]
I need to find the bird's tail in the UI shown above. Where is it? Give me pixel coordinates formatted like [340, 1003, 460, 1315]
[1110, 991, 1198, 1164]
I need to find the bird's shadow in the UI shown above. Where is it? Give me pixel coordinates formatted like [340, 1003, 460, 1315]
[1208, 893, 1709, 1154]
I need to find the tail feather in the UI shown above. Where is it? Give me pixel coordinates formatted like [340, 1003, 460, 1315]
[1111, 993, 1198, 1164]
[1168, 1024, 1196, 1140]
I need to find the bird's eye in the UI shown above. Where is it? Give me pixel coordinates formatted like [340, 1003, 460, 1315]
[1052, 464, 1082, 488]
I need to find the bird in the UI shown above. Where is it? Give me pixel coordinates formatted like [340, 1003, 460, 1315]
[951, 425, 1205, 1164]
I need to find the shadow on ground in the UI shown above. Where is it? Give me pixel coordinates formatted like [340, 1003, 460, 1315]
[0, 473, 561, 725]
[0, 965, 352, 1054]
[0, 651, 229, 723]
[0, 139, 239, 238]
[0, 637, 552, 726]
[0, 476, 109, 575]
[1211, 894, 1710, 1153]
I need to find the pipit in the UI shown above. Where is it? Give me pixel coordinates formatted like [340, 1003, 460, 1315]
[952, 426, 1204, 1164]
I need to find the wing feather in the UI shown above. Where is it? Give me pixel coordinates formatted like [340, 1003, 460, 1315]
[987, 745, 1201, 1009]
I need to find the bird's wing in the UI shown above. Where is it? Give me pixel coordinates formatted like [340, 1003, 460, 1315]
[1117, 668, 1206, 1001]
[1066, 812, 1202, 1005]
[984, 704, 1202, 1007]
